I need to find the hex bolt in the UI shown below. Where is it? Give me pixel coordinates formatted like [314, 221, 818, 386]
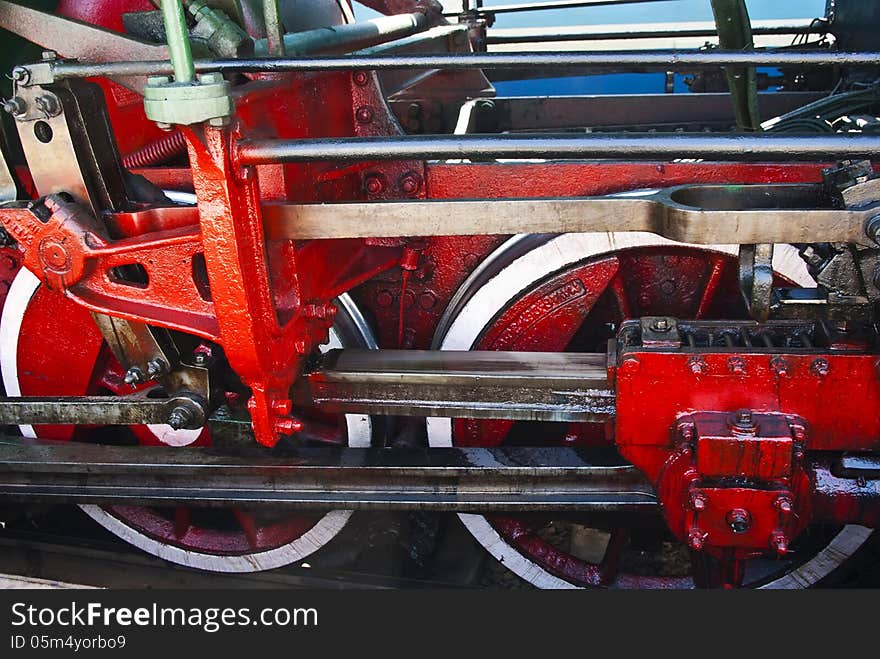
[193, 352, 209, 366]
[732, 408, 754, 430]
[690, 492, 708, 512]
[651, 318, 670, 332]
[810, 357, 830, 377]
[363, 173, 386, 196]
[727, 356, 746, 375]
[687, 356, 706, 375]
[34, 95, 60, 117]
[687, 528, 705, 550]
[770, 356, 789, 377]
[2, 97, 26, 116]
[774, 496, 793, 514]
[355, 106, 374, 124]
[770, 531, 789, 556]
[398, 172, 422, 195]
[146, 358, 168, 380]
[726, 508, 752, 534]
[123, 366, 146, 387]
[167, 405, 195, 430]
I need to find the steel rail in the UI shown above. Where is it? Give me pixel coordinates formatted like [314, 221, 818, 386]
[237, 133, 880, 164]
[31, 50, 880, 81]
[0, 439, 657, 512]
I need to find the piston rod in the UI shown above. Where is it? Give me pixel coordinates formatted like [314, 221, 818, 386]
[30, 50, 880, 82]
[237, 133, 880, 164]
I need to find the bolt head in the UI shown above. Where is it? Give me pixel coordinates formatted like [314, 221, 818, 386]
[399, 173, 421, 195]
[810, 358, 830, 377]
[774, 496, 793, 514]
[355, 106, 374, 124]
[363, 174, 386, 196]
[352, 71, 369, 86]
[727, 356, 746, 375]
[687, 357, 706, 375]
[651, 318, 670, 332]
[726, 508, 752, 534]
[687, 528, 705, 550]
[770, 356, 789, 377]
[690, 492, 707, 511]
[123, 366, 145, 387]
[770, 531, 788, 556]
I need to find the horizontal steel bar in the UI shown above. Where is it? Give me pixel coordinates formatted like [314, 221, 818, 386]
[261, 184, 872, 244]
[0, 395, 205, 428]
[486, 19, 823, 44]
[237, 133, 880, 164]
[448, 0, 682, 16]
[39, 50, 880, 80]
[0, 439, 656, 511]
[298, 349, 614, 422]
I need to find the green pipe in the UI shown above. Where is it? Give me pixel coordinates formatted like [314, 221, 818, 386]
[161, 0, 196, 83]
[710, 0, 761, 131]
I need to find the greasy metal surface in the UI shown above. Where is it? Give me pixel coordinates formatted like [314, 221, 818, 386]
[38, 50, 880, 81]
[299, 349, 613, 421]
[0, 394, 205, 428]
[238, 133, 880, 163]
[0, 439, 657, 511]
[261, 184, 871, 244]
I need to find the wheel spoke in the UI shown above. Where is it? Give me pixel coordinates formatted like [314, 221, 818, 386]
[598, 527, 629, 587]
[173, 507, 191, 540]
[695, 253, 727, 319]
[610, 274, 633, 319]
[233, 508, 260, 550]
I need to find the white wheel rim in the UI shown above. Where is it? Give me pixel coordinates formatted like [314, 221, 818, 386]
[427, 232, 868, 588]
[1, 269, 371, 572]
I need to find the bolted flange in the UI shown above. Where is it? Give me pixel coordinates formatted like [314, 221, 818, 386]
[143, 72, 233, 127]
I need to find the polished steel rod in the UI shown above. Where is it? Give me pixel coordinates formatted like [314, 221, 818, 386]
[237, 132, 880, 164]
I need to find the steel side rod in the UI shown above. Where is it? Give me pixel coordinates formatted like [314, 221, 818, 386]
[0, 439, 657, 511]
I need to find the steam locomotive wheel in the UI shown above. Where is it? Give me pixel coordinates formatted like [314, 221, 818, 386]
[0, 268, 375, 572]
[428, 233, 871, 588]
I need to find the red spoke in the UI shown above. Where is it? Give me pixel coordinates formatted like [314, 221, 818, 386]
[695, 253, 727, 319]
[233, 509, 260, 550]
[173, 507, 191, 540]
[598, 527, 629, 587]
[609, 274, 633, 319]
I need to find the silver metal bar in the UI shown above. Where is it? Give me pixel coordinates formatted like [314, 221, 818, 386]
[237, 132, 880, 164]
[0, 394, 205, 429]
[299, 349, 614, 422]
[486, 19, 823, 44]
[0, 439, 657, 511]
[261, 184, 873, 244]
[38, 50, 880, 81]
[445, 0, 675, 16]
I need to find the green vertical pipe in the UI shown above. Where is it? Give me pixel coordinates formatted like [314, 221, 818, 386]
[161, 0, 195, 83]
[710, 0, 761, 131]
